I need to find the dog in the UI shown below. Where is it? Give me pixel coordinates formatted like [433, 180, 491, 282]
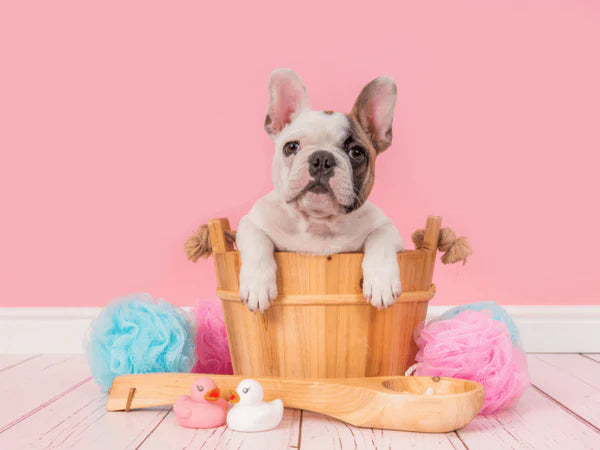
[236, 69, 404, 312]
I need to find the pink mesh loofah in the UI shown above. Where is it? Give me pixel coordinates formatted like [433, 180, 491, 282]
[414, 309, 530, 414]
[191, 299, 233, 375]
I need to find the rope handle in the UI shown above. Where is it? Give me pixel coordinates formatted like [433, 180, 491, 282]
[184, 224, 237, 262]
[411, 227, 472, 265]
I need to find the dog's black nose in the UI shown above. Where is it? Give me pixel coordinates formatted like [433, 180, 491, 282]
[308, 151, 336, 179]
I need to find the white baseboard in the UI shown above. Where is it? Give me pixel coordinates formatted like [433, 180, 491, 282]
[429, 305, 600, 353]
[0, 305, 598, 354]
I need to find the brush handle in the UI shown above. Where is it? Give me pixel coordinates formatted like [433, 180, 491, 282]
[109, 373, 388, 410]
[106, 373, 483, 432]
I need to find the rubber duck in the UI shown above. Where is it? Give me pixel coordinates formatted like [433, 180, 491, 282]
[226, 379, 284, 432]
[173, 377, 227, 428]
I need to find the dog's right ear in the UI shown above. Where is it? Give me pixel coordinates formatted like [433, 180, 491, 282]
[351, 76, 397, 153]
[265, 69, 310, 137]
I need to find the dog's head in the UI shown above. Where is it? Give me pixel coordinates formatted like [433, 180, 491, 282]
[265, 69, 397, 218]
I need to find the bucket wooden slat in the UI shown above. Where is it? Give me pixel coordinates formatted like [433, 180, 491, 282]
[208, 218, 235, 253]
[214, 250, 431, 294]
[209, 216, 442, 379]
[216, 286, 435, 305]
[420, 215, 442, 288]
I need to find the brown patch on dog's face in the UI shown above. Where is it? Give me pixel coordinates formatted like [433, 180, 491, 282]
[267, 71, 397, 217]
[342, 114, 378, 212]
[350, 76, 397, 153]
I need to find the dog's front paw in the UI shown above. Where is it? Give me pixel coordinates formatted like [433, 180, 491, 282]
[239, 262, 278, 313]
[362, 259, 402, 309]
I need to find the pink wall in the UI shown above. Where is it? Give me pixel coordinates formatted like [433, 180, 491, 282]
[1, 1, 599, 307]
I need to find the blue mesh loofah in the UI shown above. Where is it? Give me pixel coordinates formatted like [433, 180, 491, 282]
[439, 301, 520, 345]
[86, 293, 196, 391]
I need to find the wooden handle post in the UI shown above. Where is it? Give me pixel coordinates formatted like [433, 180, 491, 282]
[422, 216, 442, 252]
[208, 218, 234, 253]
[421, 216, 442, 288]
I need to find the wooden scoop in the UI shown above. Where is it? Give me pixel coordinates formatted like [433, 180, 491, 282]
[107, 373, 483, 433]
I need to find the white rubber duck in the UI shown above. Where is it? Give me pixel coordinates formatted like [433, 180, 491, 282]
[226, 379, 284, 432]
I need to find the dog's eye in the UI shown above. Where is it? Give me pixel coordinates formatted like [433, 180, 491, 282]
[348, 146, 366, 162]
[283, 141, 300, 156]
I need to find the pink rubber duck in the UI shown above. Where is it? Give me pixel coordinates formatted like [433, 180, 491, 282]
[174, 377, 227, 428]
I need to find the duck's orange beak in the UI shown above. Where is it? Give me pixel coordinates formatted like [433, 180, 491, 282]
[227, 390, 240, 404]
[204, 387, 221, 402]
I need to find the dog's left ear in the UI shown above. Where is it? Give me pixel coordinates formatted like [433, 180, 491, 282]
[351, 76, 397, 153]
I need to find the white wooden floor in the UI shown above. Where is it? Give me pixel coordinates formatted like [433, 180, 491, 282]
[0, 355, 598, 449]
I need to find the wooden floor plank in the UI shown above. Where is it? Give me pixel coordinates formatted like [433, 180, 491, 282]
[584, 354, 600, 363]
[0, 354, 91, 433]
[457, 387, 600, 449]
[299, 411, 465, 449]
[0, 354, 40, 372]
[1, 353, 600, 448]
[527, 353, 600, 429]
[0, 377, 169, 449]
[139, 408, 301, 449]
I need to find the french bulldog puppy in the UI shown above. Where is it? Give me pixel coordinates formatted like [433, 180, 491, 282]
[237, 69, 403, 312]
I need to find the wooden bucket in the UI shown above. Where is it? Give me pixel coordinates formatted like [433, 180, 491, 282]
[208, 216, 442, 379]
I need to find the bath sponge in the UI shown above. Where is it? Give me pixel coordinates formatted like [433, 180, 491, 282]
[413, 303, 530, 414]
[86, 293, 196, 391]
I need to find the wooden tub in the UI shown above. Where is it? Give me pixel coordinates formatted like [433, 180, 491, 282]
[208, 216, 442, 379]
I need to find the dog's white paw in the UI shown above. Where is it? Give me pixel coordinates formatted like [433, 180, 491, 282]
[239, 262, 278, 312]
[362, 259, 402, 309]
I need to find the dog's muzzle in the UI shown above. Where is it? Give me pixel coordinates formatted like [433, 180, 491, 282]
[306, 150, 336, 193]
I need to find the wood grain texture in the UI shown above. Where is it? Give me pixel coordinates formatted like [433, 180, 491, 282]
[139, 408, 301, 449]
[0, 354, 91, 433]
[457, 387, 600, 449]
[0, 378, 168, 449]
[422, 216, 443, 252]
[420, 216, 442, 289]
[300, 411, 466, 450]
[213, 251, 432, 294]
[211, 216, 441, 379]
[208, 218, 235, 253]
[527, 353, 600, 428]
[0, 354, 39, 372]
[216, 286, 436, 305]
[1, 354, 600, 448]
[107, 373, 483, 433]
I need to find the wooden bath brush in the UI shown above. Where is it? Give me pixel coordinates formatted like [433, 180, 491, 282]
[107, 373, 484, 433]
